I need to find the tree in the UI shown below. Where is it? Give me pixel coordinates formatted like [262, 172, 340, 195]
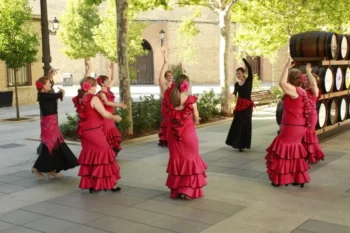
[59, 0, 100, 77]
[93, 0, 147, 83]
[232, 0, 350, 61]
[0, 0, 39, 120]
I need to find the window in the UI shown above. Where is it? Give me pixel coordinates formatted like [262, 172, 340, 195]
[7, 64, 32, 87]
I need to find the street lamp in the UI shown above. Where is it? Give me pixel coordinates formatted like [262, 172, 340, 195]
[49, 17, 60, 35]
[159, 29, 165, 47]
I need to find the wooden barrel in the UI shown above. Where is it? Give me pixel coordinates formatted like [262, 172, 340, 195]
[327, 98, 339, 125]
[290, 31, 338, 59]
[318, 67, 334, 93]
[316, 102, 327, 129]
[334, 66, 345, 91]
[338, 35, 349, 59]
[345, 67, 350, 90]
[338, 97, 348, 122]
[276, 101, 284, 125]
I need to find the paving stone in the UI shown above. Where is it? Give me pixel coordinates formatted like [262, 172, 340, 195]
[206, 166, 230, 173]
[91, 193, 147, 207]
[221, 168, 264, 178]
[0, 221, 15, 232]
[130, 225, 175, 233]
[122, 187, 166, 199]
[113, 207, 165, 224]
[291, 230, 315, 233]
[207, 161, 236, 168]
[0, 182, 26, 194]
[0, 175, 24, 183]
[153, 193, 203, 206]
[0, 226, 42, 233]
[21, 202, 71, 216]
[11, 178, 49, 188]
[150, 215, 211, 233]
[87, 216, 144, 233]
[169, 207, 229, 225]
[0, 143, 25, 149]
[298, 219, 350, 233]
[8, 170, 33, 178]
[23, 216, 79, 233]
[0, 209, 44, 225]
[135, 200, 186, 215]
[63, 225, 109, 233]
[49, 207, 104, 224]
[191, 199, 246, 215]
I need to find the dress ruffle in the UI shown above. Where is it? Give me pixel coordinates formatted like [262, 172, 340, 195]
[166, 156, 208, 199]
[78, 148, 121, 190]
[302, 129, 325, 163]
[104, 124, 122, 153]
[158, 99, 169, 143]
[265, 137, 310, 185]
[74, 94, 95, 138]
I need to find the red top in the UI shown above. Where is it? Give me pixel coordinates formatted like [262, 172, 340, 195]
[98, 87, 115, 114]
[306, 89, 321, 115]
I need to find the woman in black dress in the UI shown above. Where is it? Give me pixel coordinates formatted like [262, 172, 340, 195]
[225, 58, 253, 152]
[32, 76, 78, 179]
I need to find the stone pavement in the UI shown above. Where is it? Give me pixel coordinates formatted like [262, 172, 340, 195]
[0, 110, 350, 233]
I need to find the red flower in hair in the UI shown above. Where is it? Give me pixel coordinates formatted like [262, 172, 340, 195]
[301, 74, 307, 83]
[36, 81, 44, 89]
[179, 81, 189, 93]
[97, 76, 103, 85]
[82, 82, 92, 91]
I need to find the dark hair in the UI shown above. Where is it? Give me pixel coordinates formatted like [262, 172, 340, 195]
[164, 70, 173, 78]
[78, 76, 97, 98]
[236, 67, 245, 73]
[287, 68, 303, 87]
[36, 76, 49, 91]
[170, 74, 190, 107]
[97, 75, 109, 86]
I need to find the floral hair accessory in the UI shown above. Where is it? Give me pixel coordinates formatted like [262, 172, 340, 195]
[82, 82, 92, 91]
[35, 81, 43, 89]
[179, 81, 189, 93]
[301, 74, 307, 83]
[96, 76, 103, 85]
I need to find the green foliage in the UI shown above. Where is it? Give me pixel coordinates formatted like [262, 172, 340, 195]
[171, 64, 184, 76]
[270, 85, 284, 100]
[59, 0, 100, 59]
[252, 74, 262, 91]
[60, 114, 79, 140]
[92, 0, 147, 63]
[196, 90, 221, 122]
[0, 0, 39, 69]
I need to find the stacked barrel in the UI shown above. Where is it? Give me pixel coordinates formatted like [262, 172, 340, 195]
[278, 31, 350, 137]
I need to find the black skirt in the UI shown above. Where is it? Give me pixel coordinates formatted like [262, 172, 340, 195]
[33, 141, 78, 173]
[225, 108, 252, 150]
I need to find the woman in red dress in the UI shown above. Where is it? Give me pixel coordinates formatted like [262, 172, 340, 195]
[158, 70, 174, 147]
[265, 61, 312, 188]
[165, 74, 207, 200]
[73, 77, 122, 193]
[302, 64, 325, 163]
[96, 75, 126, 156]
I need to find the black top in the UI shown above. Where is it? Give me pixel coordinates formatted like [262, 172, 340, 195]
[233, 58, 253, 99]
[38, 92, 63, 116]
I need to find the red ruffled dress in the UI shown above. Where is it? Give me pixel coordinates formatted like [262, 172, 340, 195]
[265, 87, 312, 186]
[73, 94, 121, 191]
[303, 90, 325, 163]
[158, 84, 175, 146]
[165, 91, 208, 199]
[98, 88, 122, 154]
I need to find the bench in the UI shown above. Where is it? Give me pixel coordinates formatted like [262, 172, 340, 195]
[251, 90, 277, 106]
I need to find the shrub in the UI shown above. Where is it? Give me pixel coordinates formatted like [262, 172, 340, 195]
[252, 73, 262, 91]
[270, 85, 284, 100]
[60, 114, 79, 140]
[196, 89, 221, 122]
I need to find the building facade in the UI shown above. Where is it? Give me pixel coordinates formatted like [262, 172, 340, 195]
[0, 15, 43, 107]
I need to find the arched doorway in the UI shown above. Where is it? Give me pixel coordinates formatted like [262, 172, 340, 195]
[131, 40, 154, 85]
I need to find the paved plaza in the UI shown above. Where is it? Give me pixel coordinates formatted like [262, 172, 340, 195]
[0, 103, 350, 233]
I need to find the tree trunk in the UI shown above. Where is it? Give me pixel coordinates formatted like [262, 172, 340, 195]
[84, 57, 92, 77]
[218, 9, 233, 116]
[14, 69, 20, 121]
[116, 0, 133, 135]
[110, 60, 117, 85]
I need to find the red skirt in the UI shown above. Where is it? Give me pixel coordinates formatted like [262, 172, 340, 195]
[103, 118, 122, 154]
[158, 100, 169, 143]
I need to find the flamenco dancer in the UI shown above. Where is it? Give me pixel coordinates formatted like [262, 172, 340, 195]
[302, 63, 325, 163]
[32, 77, 78, 179]
[37, 68, 57, 155]
[96, 75, 126, 155]
[165, 74, 207, 200]
[225, 58, 253, 152]
[265, 60, 311, 187]
[158, 70, 174, 146]
[73, 77, 122, 193]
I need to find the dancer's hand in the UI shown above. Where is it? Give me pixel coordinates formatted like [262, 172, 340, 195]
[113, 115, 122, 123]
[57, 87, 65, 93]
[195, 116, 201, 125]
[119, 103, 127, 109]
[306, 63, 312, 73]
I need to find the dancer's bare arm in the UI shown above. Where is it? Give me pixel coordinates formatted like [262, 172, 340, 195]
[91, 96, 122, 122]
[99, 92, 127, 109]
[305, 63, 319, 97]
[279, 59, 298, 98]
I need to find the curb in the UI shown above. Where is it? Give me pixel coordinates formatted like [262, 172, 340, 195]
[26, 118, 232, 147]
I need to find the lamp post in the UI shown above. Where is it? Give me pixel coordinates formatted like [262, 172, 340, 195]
[40, 0, 59, 76]
[159, 29, 165, 47]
